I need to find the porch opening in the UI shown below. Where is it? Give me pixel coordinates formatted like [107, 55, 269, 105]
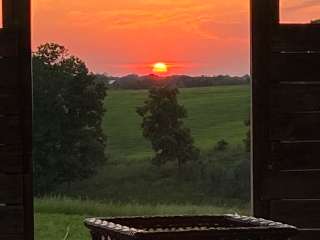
[32, 1, 252, 239]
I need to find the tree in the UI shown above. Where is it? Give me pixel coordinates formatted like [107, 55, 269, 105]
[137, 86, 199, 168]
[214, 139, 229, 151]
[33, 43, 107, 195]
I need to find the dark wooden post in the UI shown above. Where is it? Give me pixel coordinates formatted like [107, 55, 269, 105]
[251, 0, 279, 218]
[0, 0, 33, 239]
[252, 0, 320, 239]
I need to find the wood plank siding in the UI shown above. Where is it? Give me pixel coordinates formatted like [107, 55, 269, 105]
[0, 0, 33, 239]
[252, 0, 320, 239]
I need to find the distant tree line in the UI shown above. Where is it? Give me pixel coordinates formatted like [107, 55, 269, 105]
[95, 74, 250, 90]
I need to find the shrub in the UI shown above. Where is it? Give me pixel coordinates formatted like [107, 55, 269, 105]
[214, 139, 229, 151]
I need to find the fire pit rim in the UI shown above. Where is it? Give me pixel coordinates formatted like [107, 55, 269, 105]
[84, 214, 298, 238]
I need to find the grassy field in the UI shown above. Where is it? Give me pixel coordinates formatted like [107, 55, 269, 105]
[39, 85, 251, 239]
[104, 85, 250, 161]
[35, 197, 250, 240]
[59, 85, 251, 203]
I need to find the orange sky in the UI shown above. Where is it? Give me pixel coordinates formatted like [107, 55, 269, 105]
[31, 0, 319, 76]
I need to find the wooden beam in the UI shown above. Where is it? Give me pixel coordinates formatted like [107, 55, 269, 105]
[15, 0, 33, 239]
[292, 229, 320, 240]
[271, 84, 320, 113]
[2, 0, 15, 28]
[0, 91, 19, 114]
[272, 141, 320, 170]
[0, 206, 24, 235]
[0, 175, 23, 204]
[271, 200, 320, 228]
[0, 30, 18, 57]
[262, 171, 320, 199]
[0, 57, 19, 88]
[0, 116, 21, 145]
[0, 145, 23, 173]
[271, 113, 320, 141]
[270, 53, 320, 83]
[272, 24, 320, 52]
[2, 1, 34, 239]
[251, 0, 278, 217]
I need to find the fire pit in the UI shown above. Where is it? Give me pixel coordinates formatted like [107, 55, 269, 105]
[84, 215, 298, 240]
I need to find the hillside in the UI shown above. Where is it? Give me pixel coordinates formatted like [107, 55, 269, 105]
[103, 85, 250, 161]
[60, 85, 251, 203]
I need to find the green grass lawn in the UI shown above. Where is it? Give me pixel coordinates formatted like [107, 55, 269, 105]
[104, 85, 250, 161]
[58, 85, 251, 202]
[35, 213, 89, 240]
[35, 197, 250, 240]
[36, 86, 251, 239]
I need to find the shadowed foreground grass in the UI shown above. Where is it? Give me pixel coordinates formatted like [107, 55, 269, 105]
[35, 213, 89, 240]
[35, 197, 250, 240]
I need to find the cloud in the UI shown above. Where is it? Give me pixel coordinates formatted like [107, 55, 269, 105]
[54, 0, 248, 41]
[33, 0, 251, 75]
[283, 0, 320, 11]
[66, 4, 213, 30]
[33, 0, 249, 41]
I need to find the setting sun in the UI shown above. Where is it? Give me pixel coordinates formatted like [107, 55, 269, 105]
[152, 62, 168, 74]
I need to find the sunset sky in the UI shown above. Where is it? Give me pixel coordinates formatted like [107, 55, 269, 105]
[31, 0, 320, 76]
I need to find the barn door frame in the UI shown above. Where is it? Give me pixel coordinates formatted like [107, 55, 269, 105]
[251, 0, 279, 218]
[1, 0, 33, 239]
[251, 0, 320, 239]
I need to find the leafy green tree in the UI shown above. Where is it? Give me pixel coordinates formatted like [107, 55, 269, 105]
[33, 43, 107, 195]
[137, 86, 199, 168]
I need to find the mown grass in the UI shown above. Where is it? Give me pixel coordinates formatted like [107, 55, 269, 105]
[104, 85, 250, 161]
[35, 213, 89, 240]
[35, 197, 250, 240]
[36, 85, 251, 239]
[35, 197, 250, 216]
[59, 85, 251, 203]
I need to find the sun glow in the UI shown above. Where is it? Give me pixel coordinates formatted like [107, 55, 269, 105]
[152, 62, 168, 74]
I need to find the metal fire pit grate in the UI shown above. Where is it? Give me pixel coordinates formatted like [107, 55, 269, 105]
[84, 215, 298, 240]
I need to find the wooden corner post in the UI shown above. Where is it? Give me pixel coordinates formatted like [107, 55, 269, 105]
[1, 0, 33, 239]
[252, 0, 320, 239]
[251, 0, 279, 218]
